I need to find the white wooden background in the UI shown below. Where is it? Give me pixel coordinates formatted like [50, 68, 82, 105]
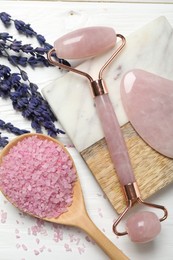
[0, 1, 173, 260]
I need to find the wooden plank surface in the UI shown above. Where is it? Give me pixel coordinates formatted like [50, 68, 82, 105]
[1, 2, 173, 260]
[81, 122, 173, 214]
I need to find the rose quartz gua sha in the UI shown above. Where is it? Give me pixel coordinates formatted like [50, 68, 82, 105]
[47, 27, 168, 243]
[120, 69, 173, 158]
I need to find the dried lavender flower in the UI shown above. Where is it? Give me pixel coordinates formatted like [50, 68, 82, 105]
[9, 55, 27, 66]
[36, 34, 46, 45]
[0, 11, 68, 147]
[0, 12, 50, 47]
[14, 20, 36, 37]
[0, 120, 29, 136]
[9, 40, 22, 52]
[0, 32, 12, 40]
[0, 120, 30, 145]
[0, 133, 8, 148]
[0, 12, 11, 26]
[20, 70, 28, 81]
[0, 12, 70, 67]
[0, 40, 52, 68]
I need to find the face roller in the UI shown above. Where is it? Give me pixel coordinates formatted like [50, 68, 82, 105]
[47, 27, 168, 243]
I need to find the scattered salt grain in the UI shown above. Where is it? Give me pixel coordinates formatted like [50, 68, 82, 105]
[78, 246, 85, 254]
[0, 210, 7, 223]
[85, 235, 96, 245]
[36, 238, 40, 244]
[98, 208, 103, 218]
[75, 237, 81, 245]
[53, 228, 63, 242]
[22, 244, 28, 251]
[28, 228, 31, 235]
[34, 249, 40, 255]
[64, 243, 72, 252]
[15, 228, 19, 234]
[39, 245, 46, 252]
[0, 136, 77, 218]
[85, 235, 91, 242]
[16, 243, 21, 249]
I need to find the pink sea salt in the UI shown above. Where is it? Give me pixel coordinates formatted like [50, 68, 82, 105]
[0, 135, 76, 218]
[22, 244, 28, 251]
[64, 243, 72, 252]
[0, 210, 7, 223]
[34, 249, 40, 255]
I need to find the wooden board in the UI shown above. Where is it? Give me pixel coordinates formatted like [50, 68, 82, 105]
[81, 122, 173, 214]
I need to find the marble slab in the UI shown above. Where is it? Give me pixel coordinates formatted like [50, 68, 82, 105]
[42, 16, 173, 152]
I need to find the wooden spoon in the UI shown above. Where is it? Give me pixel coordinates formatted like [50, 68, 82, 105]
[0, 133, 128, 260]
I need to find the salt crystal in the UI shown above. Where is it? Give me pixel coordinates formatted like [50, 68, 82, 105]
[64, 243, 72, 252]
[16, 243, 20, 249]
[53, 228, 63, 242]
[34, 249, 40, 255]
[22, 244, 28, 251]
[39, 246, 46, 252]
[85, 235, 95, 245]
[0, 210, 7, 223]
[36, 238, 40, 244]
[98, 208, 103, 218]
[78, 246, 85, 255]
[76, 237, 80, 245]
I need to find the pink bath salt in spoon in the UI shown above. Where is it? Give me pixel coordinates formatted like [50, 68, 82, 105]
[0, 133, 128, 260]
[0, 134, 76, 218]
[48, 26, 168, 243]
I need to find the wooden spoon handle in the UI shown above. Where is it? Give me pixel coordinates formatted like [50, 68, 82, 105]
[78, 212, 128, 260]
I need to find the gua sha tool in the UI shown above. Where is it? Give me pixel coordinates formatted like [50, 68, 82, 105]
[120, 69, 173, 158]
[47, 26, 168, 243]
[0, 133, 128, 260]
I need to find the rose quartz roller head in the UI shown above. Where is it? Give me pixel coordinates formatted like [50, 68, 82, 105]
[47, 27, 168, 243]
[53, 27, 117, 59]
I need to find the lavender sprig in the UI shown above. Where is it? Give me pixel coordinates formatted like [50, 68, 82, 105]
[0, 12, 11, 26]
[0, 12, 70, 66]
[0, 64, 65, 137]
[0, 12, 71, 68]
[0, 34, 54, 68]
[0, 119, 29, 136]
[0, 12, 48, 46]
